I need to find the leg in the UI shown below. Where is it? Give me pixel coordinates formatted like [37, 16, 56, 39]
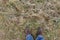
[25, 26, 34, 40]
[36, 35, 44, 40]
[26, 34, 34, 40]
[36, 27, 44, 40]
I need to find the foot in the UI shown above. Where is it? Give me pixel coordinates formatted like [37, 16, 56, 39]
[24, 26, 31, 35]
[36, 27, 43, 36]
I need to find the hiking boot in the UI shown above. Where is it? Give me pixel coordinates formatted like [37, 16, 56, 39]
[24, 26, 31, 35]
[36, 27, 43, 36]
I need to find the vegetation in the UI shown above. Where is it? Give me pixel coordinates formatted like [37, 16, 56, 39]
[0, 0, 60, 40]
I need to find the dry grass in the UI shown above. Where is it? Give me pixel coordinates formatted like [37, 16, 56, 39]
[0, 0, 60, 40]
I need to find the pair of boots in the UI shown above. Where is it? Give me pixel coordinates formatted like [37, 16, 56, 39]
[25, 27, 44, 40]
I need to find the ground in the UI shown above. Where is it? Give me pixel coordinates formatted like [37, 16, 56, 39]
[0, 0, 60, 40]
